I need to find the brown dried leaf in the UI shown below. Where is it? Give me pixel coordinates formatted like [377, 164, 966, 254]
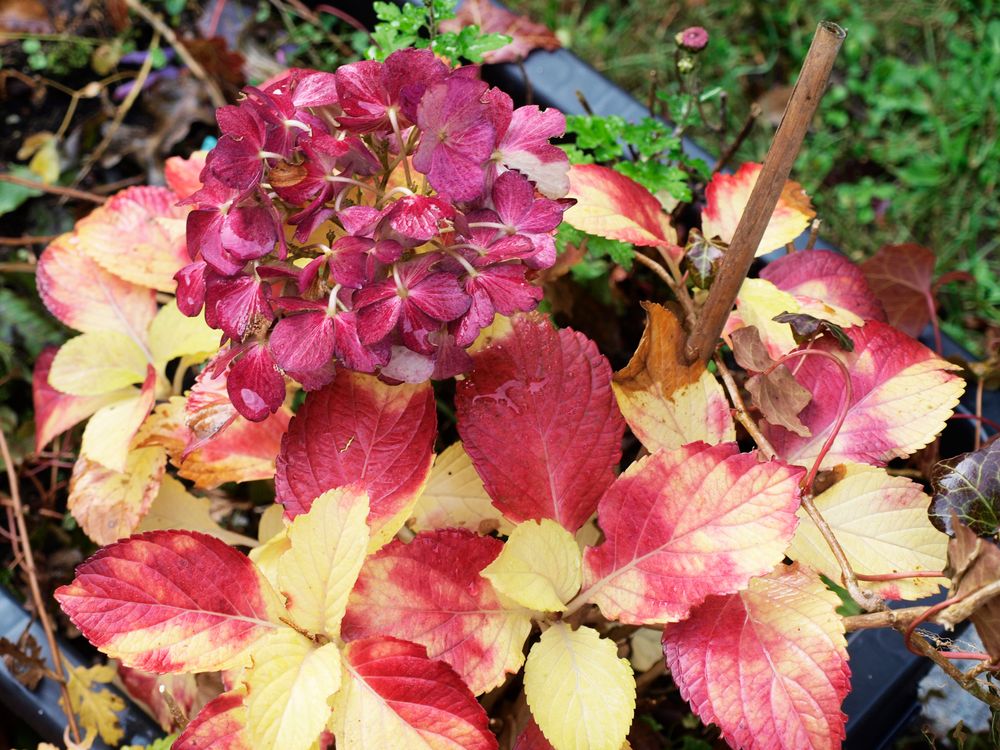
[731, 326, 812, 438]
[946, 519, 1000, 661]
[0, 633, 48, 689]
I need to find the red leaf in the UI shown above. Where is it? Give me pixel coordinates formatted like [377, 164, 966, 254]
[563, 164, 680, 255]
[333, 636, 498, 750]
[760, 249, 886, 323]
[455, 313, 624, 532]
[513, 718, 555, 750]
[860, 243, 936, 336]
[55, 531, 285, 673]
[663, 564, 850, 750]
[275, 371, 436, 536]
[763, 321, 964, 470]
[342, 529, 532, 695]
[440, 0, 562, 63]
[581, 442, 803, 625]
[174, 690, 250, 750]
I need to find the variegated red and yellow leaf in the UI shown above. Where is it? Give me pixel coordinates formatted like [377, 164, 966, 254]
[32, 347, 132, 453]
[75, 186, 189, 292]
[244, 630, 341, 750]
[523, 623, 635, 750]
[456, 313, 624, 533]
[788, 463, 948, 599]
[759, 249, 886, 324]
[55, 531, 286, 673]
[410, 442, 513, 535]
[68, 445, 167, 546]
[36, 232, 157, 337]
[581, 442, 803, 625]
[278, 487, 370, 639]
[662, 563, 850, 750]
[331, 636, 498, 750]
[613, 303, 734, 452]
[164, 151, 207, 200]
[174, 690, 250, 750]
[342, 529, 532, 695]
[701, 163, 815, 257]
[276, 370, 436, 548]
[763, 321, 965, 469]
[564, 163, 680, 254]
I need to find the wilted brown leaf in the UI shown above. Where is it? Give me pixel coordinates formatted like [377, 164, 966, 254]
[441, 0, 561, 63]
[731, 326, 812, 437]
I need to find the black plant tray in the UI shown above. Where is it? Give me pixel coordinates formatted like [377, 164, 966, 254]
[481, 43, 997, 750]
[0, 585, 162, 747]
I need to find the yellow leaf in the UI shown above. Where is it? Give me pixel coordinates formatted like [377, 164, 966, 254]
[732, 279, 801, 358]
[148, 300, 219, 369]
[244, 630, 341, 750]
[68, 446, 166, 545]
[787, 463, 949, 599]
[278, 487, 370, 639]
[49, 331, 149, 396]
[80, 384, 155, 472]
[411, 442, 513, 535]
[524, 624, 636, 750]
[21, 132, 60, 184]
[258, 503, 286, 544]
[61, 663, 126, 746]
[249, 529, 290, 592]
[482, 519, 581, 611]
[136, 474, 258, 547]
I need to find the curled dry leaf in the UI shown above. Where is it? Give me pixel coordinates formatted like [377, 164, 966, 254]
[731, 326, 811, 438]
[946, 519, 1000, 662]
[613, 302, 735, 451]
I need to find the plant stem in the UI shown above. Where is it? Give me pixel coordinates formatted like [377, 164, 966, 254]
[0, 429, 82, 744]
[713, 354, 778, 458]
[711, 102, 761, 174]
[685, 21, 846, 364]
[0, 174, 105, 204]
[123, 0, 227, 108]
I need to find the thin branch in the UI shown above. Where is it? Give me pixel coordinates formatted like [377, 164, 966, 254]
[685, 22, 846, 364]
[713, 354, 778, 458]
[902, 627, 1000, 711]
[0, 429, 82, 743]
[711, 102, 761, 174]
[75, 31, 160, 185]
[0, 174, 105, 204]
[123, 0, 227, 108]
[805, 219, 822, 250]
[0, 238, 55, 249]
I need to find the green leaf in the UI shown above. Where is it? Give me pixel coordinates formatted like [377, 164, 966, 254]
[0, 287, 65, 359]
[0, 167, 43, 215]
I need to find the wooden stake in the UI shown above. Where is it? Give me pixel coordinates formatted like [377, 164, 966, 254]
[685, 22, 846, 364]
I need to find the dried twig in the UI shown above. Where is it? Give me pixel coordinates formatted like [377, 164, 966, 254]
[685, 22, 846, 364]
[713, 354, 778, 458]
[0, 429, 82, 743]
[711, 102, 761, 174]
[75, 31, 161, 185]
[0, 173, 105, 204]
[123, 0, 227, 108]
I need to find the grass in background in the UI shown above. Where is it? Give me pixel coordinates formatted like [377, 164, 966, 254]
[510, 0, 1000, 355]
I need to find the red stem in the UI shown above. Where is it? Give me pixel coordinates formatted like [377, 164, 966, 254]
[925, 291, 943, 355]
[767, 348, 852, 490]
[939, 651, 999, 664]
[206, 0, 226, 37]
[948, 413, 1000, 433]
[904, 594, 963, 657]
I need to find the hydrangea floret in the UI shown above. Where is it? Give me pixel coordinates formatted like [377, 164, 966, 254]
[176, 49, 571, 421]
